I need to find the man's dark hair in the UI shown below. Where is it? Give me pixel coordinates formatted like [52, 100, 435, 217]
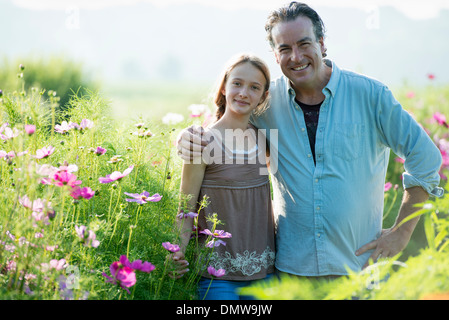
[265, 2, 326, 48]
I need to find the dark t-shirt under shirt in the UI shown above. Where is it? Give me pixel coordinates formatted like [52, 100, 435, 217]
[295, 99, 322, 164]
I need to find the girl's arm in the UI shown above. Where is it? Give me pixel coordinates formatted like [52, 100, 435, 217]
[171, 161, 206, 277]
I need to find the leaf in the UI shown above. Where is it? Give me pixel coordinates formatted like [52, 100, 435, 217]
[393, 207, 430, 231]
[424, 213, 435, 250]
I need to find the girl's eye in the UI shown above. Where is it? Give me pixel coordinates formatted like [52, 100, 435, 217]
[252, 86, 261, 90]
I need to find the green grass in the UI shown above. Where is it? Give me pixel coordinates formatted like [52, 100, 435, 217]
[102, 80, 212, 121]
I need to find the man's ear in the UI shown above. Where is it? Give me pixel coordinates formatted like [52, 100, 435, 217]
[319, 37, 327, 58]
[274, 51, 280, 64]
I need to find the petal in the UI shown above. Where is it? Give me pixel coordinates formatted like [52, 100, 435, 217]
[122, 165, 134, 176]
[123, 192, 140, 198]
[98, 176, 113, 183]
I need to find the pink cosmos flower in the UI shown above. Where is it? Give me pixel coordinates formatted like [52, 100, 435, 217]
[25, 124, 36, 135]
[406, 91, 415, 99]
[102, 255, 154, 294]
[119, 255, 155, 273]
[103, 262, 136, 294]
[162, 242, 180, 253]
[31, 211, 51, 227]
[19, 195, 45, 212]
[98, 165, 134, 183]
[71, 186, 95, 200]
[200, 229, 232, 239]
[176, 210, 198, 219]
[34, 146, 55, 159]
[205, 239, 227, 248]
[384, 182, 393, 192]
[0, 123, 8, 133]
[80, 119, 93, 130]
[433, 112, 448, 128]
[95, 146, 107, 155]
[124, 191, 162, 204]
[52, 171, 82, 188]
[200, 229, 231, 248]
[55, 121, 72, 134]
[49, 259, 68, 271]
[207, 266, 226, 278]
[0, 126, 19, 141]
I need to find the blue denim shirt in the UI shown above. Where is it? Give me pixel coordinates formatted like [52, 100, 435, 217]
[251, 61, 443, 276]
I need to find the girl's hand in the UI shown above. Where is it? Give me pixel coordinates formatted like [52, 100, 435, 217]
[169, 251, 190, 279]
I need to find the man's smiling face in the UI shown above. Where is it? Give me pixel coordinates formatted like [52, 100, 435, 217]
[272, 15, 326, 91]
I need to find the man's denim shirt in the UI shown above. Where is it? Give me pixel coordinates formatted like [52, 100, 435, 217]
[251, 61, 443, 276]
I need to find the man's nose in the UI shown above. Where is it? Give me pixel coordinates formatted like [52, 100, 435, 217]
[291, 47, 303, 63]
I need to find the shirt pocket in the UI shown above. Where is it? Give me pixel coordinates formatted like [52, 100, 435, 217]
[333, 123, 365, 161]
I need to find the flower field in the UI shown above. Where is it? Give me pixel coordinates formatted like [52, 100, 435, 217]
[0, 64, 449, 300]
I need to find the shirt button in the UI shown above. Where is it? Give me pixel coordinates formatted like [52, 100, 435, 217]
[301, 128, 305, 132]
[316, 206, 320, 211]
[315, 179, 319, 183]
[307, 154, 312, 158]
[317, 233, 321, 238]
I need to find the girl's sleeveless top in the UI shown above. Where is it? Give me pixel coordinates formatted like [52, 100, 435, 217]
[196, 125, 276, 281]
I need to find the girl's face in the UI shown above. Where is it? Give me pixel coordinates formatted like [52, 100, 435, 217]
[222, 62, 268, 117]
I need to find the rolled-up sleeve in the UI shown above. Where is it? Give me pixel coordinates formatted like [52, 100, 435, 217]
[377, 86, 443, 197]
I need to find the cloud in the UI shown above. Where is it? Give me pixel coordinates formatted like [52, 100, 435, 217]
[11, 0, 449, 19]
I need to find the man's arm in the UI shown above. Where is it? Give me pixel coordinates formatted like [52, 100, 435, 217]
[176, 125, 207, 161]
[356, 186, 429, 268]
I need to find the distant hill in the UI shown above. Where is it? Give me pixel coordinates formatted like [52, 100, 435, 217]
[1, 1, 448, 87]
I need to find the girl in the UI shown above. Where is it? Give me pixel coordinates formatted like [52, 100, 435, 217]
[172, 53, 275, 300]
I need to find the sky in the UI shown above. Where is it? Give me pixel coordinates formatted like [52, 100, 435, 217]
[2, 0, 449, 88]
[10, 0, 449, 20]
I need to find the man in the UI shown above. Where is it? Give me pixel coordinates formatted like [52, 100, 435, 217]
[177, 2, 443, 277]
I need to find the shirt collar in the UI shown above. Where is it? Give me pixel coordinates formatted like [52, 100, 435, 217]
[323, 59, 339, 98]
